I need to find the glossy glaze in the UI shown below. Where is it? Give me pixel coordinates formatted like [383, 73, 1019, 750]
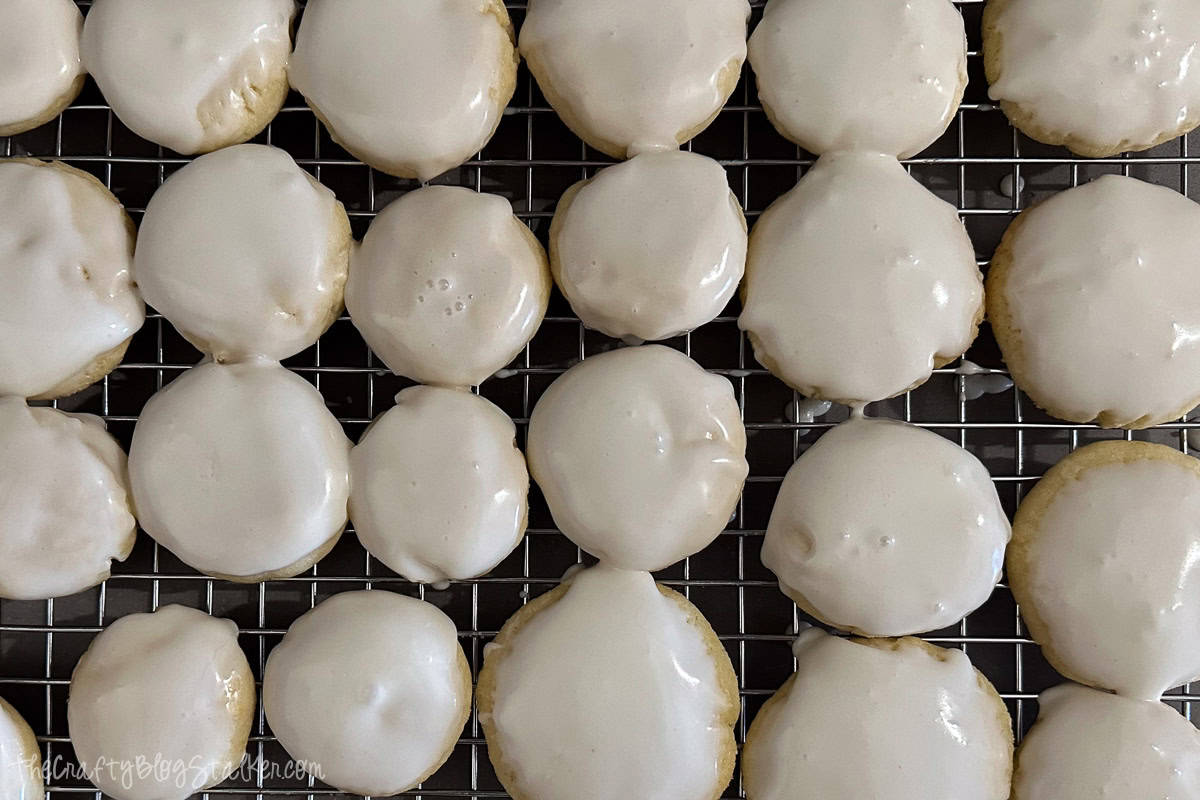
[526, 345, 748, 572]
[0, 0, 83, 132]
[551, 150, 746, 341]
[0, 697, 42, 800]
[128, 360, 351, 581]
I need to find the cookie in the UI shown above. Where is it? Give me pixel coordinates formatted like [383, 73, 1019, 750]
[0, 696, 43, 800]
[0, 0, 85, 137]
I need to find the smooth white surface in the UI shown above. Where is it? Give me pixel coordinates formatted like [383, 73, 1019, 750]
[527, 345, 748, 571]
[347, 185, 549, 388]
[0, 698, 41, 800]
[997, 175, 1200, 427]
[0, 160, 143, 399]
[743, 629, 1011, 800]
[128, 360, 351, 580]
[264, 591, 469, 796]
[135, 144, 347, 362]
[520, 0, 749, 156]
[0, 398, 135, 600]
[350, 386, 528, 584]
[749, 0, 966, 158]
[483, 565, 734, 800]
[68, 606, 253, 800]
[552, 150, 746, 341]
[1014, 683, 1200, 800]
[739, 151, 982, 404]
[290, 0, 515, 181]
[81, 0, 293, 154]
[763, 417, 1010, 637]
[0, 0, 83, 130]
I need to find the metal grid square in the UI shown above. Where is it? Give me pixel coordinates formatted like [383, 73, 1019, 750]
[2, 1, 1199, 798]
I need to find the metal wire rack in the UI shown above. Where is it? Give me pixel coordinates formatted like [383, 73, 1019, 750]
[2, 1, 1199, 798]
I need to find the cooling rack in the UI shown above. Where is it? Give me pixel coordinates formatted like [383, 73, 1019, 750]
[2, 1, 1198, 798]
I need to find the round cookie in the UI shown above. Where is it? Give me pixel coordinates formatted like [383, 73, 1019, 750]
[762, 417, 1010, 637]
[984, 0, 1200, 158]
[987, 175, 1200, 429]
[742, 630, 1013, 800]
[549, 150, 747, 342]
[68, 605, 255, 800]
[520, 0, 749, 158]
[346, 186, 550, 388]
[526, 345, 748, 571]
[128, 360, 351, 583]
[81, 0, 293, 155]
[0, 697, 43, 800]
[135, 144, 351, 363]
[0, 397, 136, 601]
[1008, 440, 1200, 700]
[290, 0, 517, 181]
[739, 151, 983, 406]
[350, 386, 528, 585]
[1013, 683, 1200, 800]
[477, 565, 739, 800]
[0, 158, 143, 400]
[263, 591, 471, 796]
[0, 0, 85, 137]
[748, 0, 967, 158]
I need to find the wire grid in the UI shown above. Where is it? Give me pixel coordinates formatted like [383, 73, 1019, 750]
[2, 1, 1199, 798]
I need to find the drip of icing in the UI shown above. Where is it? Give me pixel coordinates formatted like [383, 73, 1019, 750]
[955, 361, 1014, 402]
[0, 0, 83, 131]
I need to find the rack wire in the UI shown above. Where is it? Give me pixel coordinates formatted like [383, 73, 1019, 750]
[2, 1, 1198, 798]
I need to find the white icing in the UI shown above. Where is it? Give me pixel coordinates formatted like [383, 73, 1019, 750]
[290, 0, 516, 181]
[128, 360, 351, 581]
[527, 345, 748, 571]
[346, 185, 550, 388]
[1014, 683, 1200, 800]
[68, 606, 254, 800]
[0, 698, 41, 800]
[135, 144, 348, 363]
[1014, 443, 1200, 700]
[739, 151, 982, 405]
[350, 386, 528, 584]
[987, 0, 1200, 156]
[763, 417, 1010, 637]
[749, 0, 967, 158]
[481, 565, 736, 800]
[0, 0, 83, 131]
[552, 150, 746, 341]
[519, 0, 749, 157]
[0, 160, 142, 399]
[263, 591, 469, 796]
[995, 175, 1200, 428]
[743, 629, 1011, 800]
[80, 0, 293, 154]
[0, 398, 136, 601]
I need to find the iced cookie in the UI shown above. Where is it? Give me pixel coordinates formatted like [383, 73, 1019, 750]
[0, 697, 42, 800]
[0, 0, 85, 136]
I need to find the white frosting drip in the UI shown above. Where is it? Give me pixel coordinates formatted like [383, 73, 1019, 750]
[0, 0, 83, 131]
[739, 151, 982, 405]
[290, 0, 516, 181]
[1014, 443, 1200, 700]
[552, 150, 746, 341]
[743, 629, 1011, 800]
[763, 418, 1010, 637]
[128, 360, 351, 580]
[135, 144, 347, 363]
[0, 398, 136, 600]
[1014, 683, 1200, 800]
[527, 345, 748, 572]
[346, 186, 550, 388]
[987, 0, 1200, 155]
[350, 386, 528, 584]
[481, 565, 736, 800]
[81, 0, 293, 154]
[749, 0, 966, 158]
[519, 0, 749, 157]
[68, 606, 254, 800]
[996, 175, 1200, 428]
[0, 160, 142, 399]
[263, 591, 469, 796]
[0, 698, 41, 800]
